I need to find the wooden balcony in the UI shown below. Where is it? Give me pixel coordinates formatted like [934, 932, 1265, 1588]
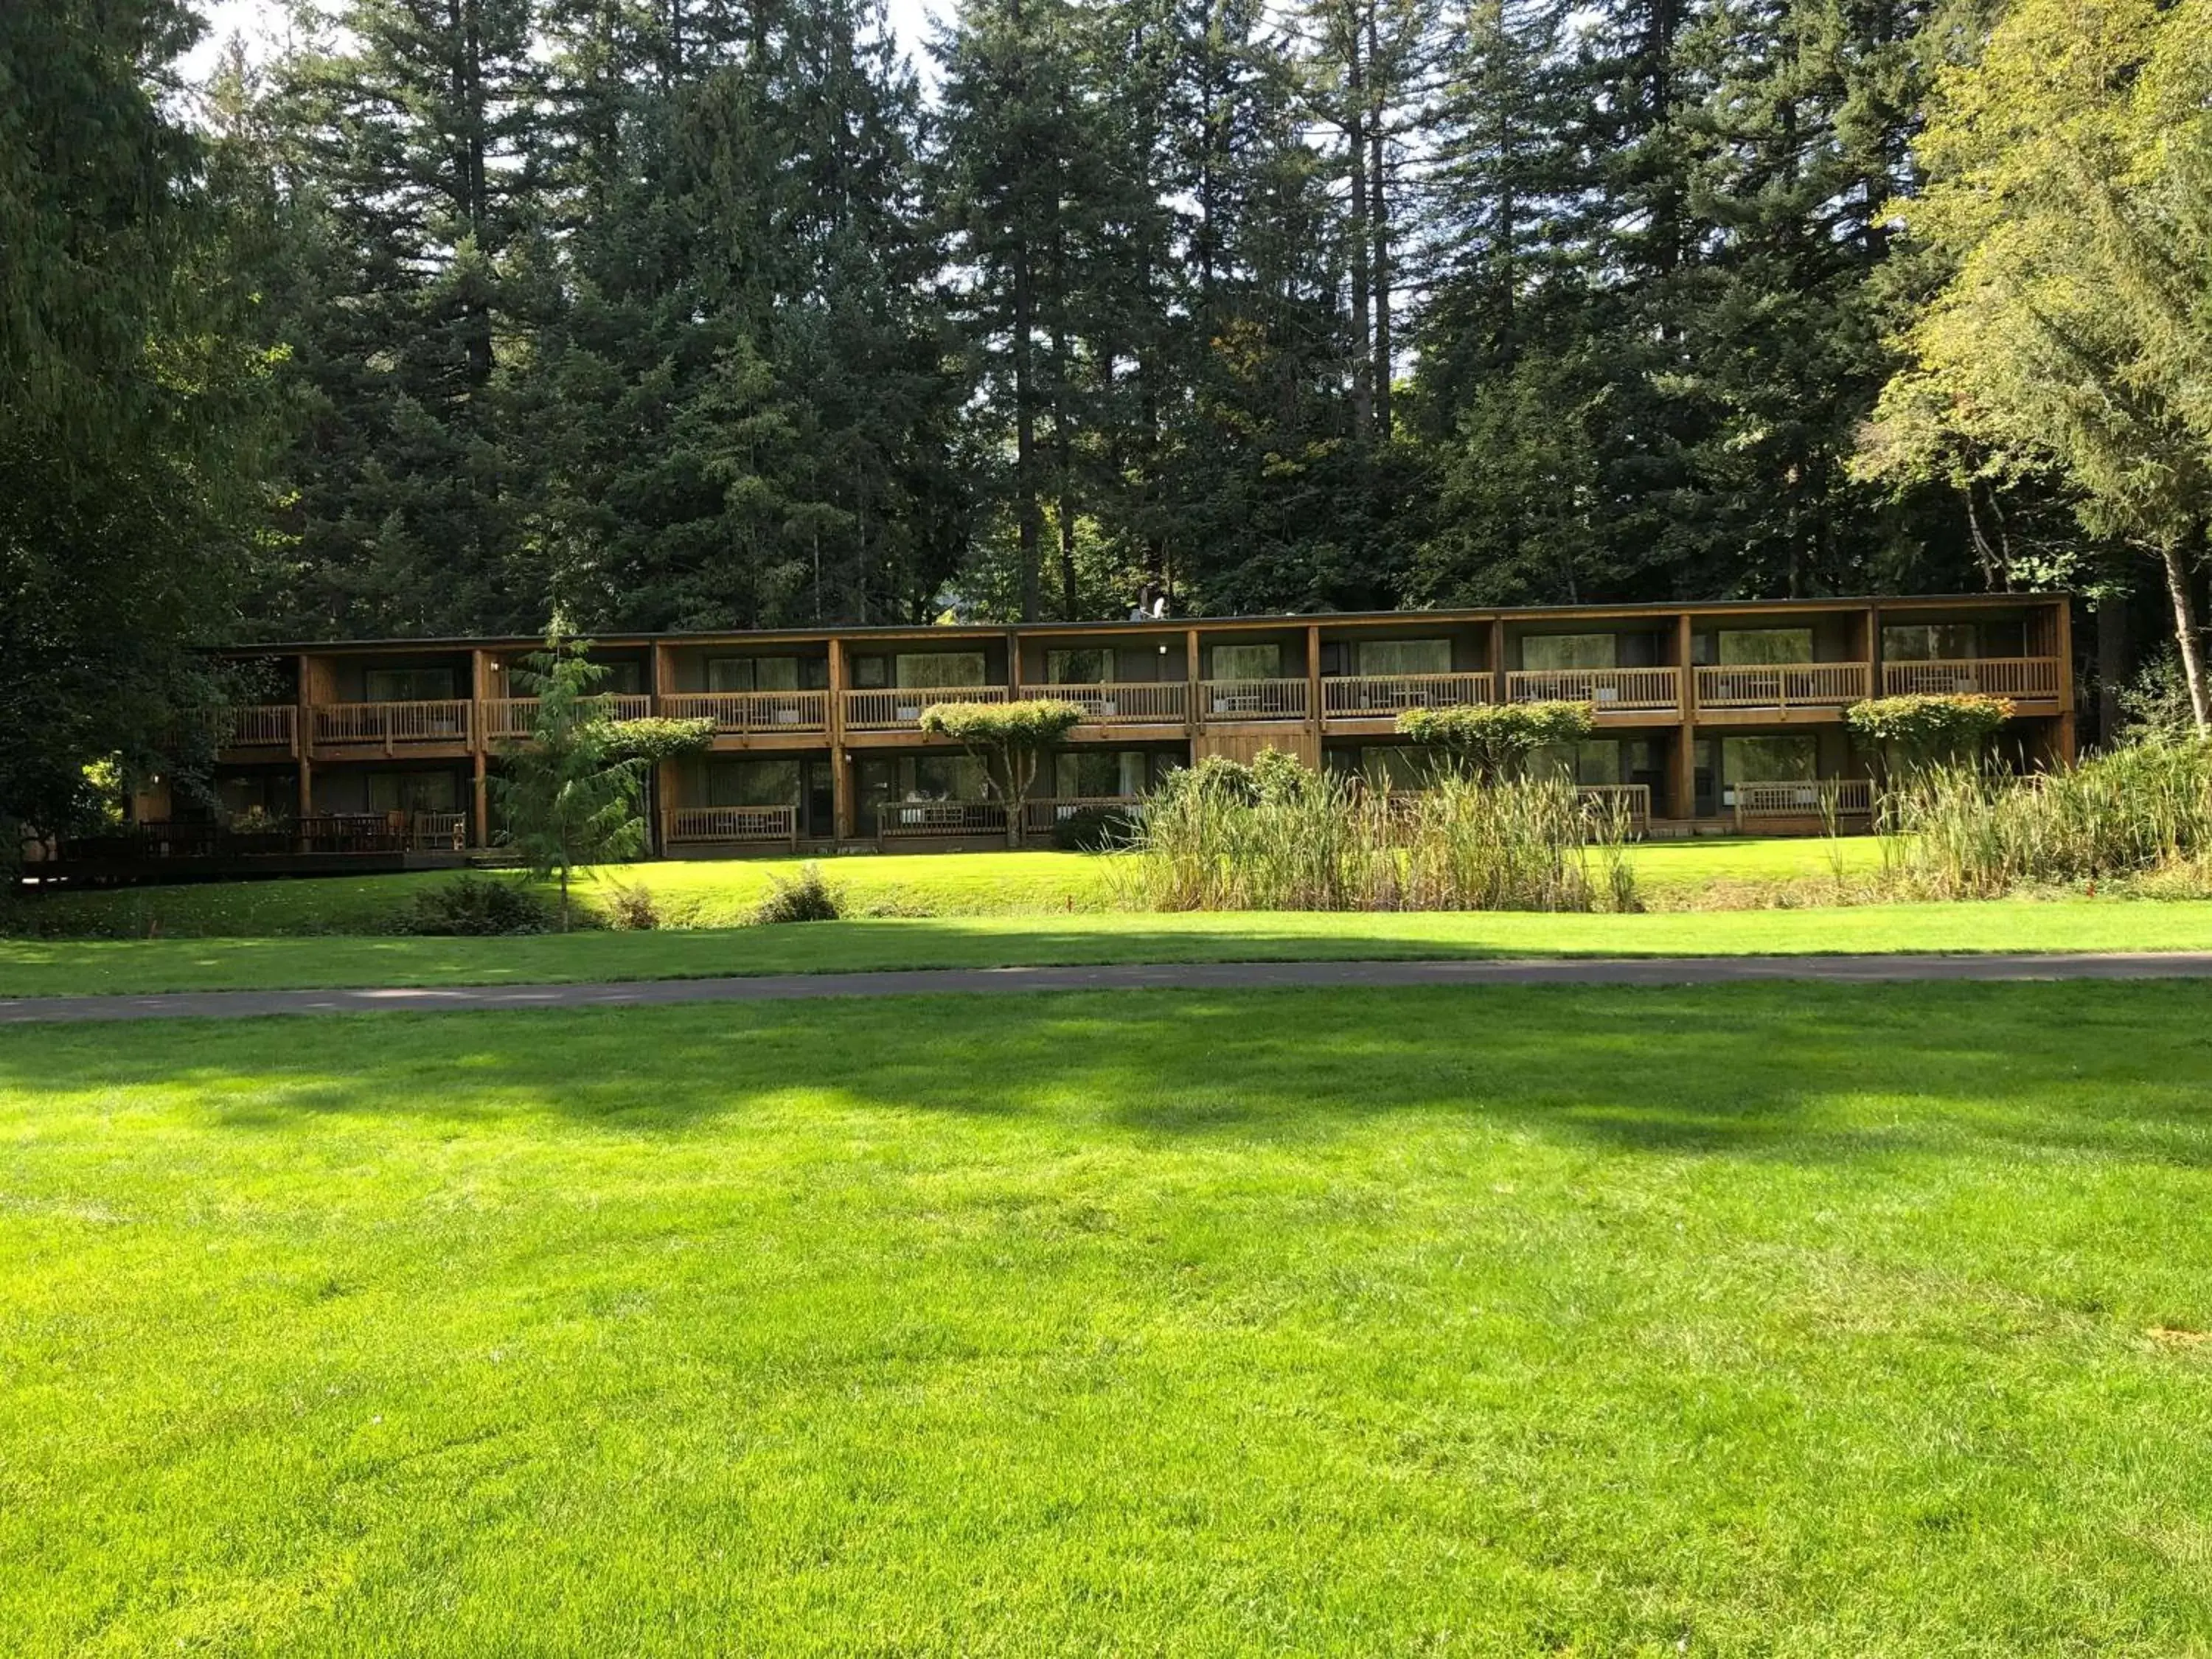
[1200, 678, 1309, 720]
[485, 695, 652, 740]
[1694, 663, 1871, 709]
[877, 799, 1009, 840]
[665, 804, 800, 846]
[1037, 682, 1189, 725]
[1323, 673, 1496, 718]
[1729, 779, 1875, 826]
[311, 700, 472, 748]
[1505, 667, 1682, 714]
[1882, 658, 2062, 699]
[658, 691, 829, 735]
[217, 705, 297, 749]
[845, 685, 1009, 732]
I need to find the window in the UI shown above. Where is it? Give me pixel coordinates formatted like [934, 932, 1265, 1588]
[1882, 623, 1978, 661]
[1355, 639, 1452, 676]
[1715, 629, 1813, 665]
[1519, 633, 1618, 671]
[912, 754, 988, 799]
[896, 652, 987, 689]
[1721, 736, 1818, 785]
[852, 655, 889, 689]
[364, 667, 454, 702]
[706, 759, 799, 808]
[599, 660, 646, 694]
[1210, 642, 1281, 680]
[1360, 745, 1436, 790]
[366, 771, 459, 813]
[706, 657, 799, 692]
[1046, 648, 1110, 685]
[1053, 750, 1144, 798]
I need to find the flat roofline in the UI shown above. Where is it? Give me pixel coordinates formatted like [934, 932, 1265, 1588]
[206, 592, 2070, 655]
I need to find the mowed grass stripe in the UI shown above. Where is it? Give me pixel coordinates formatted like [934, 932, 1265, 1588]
[2, 897, 2209, 996]
[4, 982, 2212, 1653]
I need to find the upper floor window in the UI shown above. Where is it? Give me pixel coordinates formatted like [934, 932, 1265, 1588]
[707, 656, 799, 692]
[1046, 648, 1110, 684]
[1210, 642, 1281, 680]
[1711, 628, 1814, 665]
[1520, 633, 1617, 671]
[364, 667, 454, 702]
[1354, 638, 1452, 676]
[1883, 621, 2027, 661]
[896, 652, 988, 689]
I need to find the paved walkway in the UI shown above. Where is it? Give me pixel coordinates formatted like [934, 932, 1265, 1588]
[5, 952, 2211, 1024]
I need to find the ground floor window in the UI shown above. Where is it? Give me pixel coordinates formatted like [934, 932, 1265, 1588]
[703, 758, 801, 808]
[1051, 750, 1155, 798]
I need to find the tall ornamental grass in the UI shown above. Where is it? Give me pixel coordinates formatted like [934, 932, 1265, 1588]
[1125, 765, 1638, 912]
[1882, 740, 2212, 897]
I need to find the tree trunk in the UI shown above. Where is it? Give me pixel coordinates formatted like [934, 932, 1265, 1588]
[1345, 8, 1373, 437]
[1366, 4, 1390, 439]
[2161, 539, 2211, 732]
[2096, 590, 2129, 748]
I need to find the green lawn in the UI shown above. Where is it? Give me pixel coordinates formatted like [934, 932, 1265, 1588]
[2, 897, 2208, 995]
[7, 838, 1889, 938]
[6, 983, 2212, 1652]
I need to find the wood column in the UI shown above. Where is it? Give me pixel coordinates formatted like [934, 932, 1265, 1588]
[1305, 621, 1324, 768]
[828, 635, 852, 841]
[1489, 618, 1507, 703]
[1672, 612, 1697, 821]
[470, 649, 493, 848]
[1186, 627, 1202, 764]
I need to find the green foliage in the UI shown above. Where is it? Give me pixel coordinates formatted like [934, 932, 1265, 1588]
[493, 630, 648, 929]
[917, 699, 1086, 841]
[601, 717, 715, 762]
[0, 0, 276, 863]
[1883, 740, 2212, 896]
[1397, 700, 1595, 782]
[1048, 803, 1140, 852]
[752, 863, 844, 924]
[1845, 694, 2014, 771]
[1152, 750, 1318, 810]
[601, 882, 661, 931]
[399, 873, 554, 936]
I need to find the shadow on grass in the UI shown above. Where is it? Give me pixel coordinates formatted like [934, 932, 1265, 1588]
[3, 981, 2210, 1169]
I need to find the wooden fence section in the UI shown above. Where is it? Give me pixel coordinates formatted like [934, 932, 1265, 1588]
[658, 692, 830, 734]
[1322, 673, 1497, 717]
[877, 801, 1010, 841]
[311, 700, 473, 746]
[665, 805, 800, 845]
[1731, 779, 1876, 824]
[1037, 683, 1189, 723]
[1504, 667, 1682, 714]
[1694, 662, 1871, 709]
[1200, 678, 1310, 720]
[844, 686, 1010, 731]
[1020, 796, 1143, 835]
[1574, 783, 1653, 834]
[484, 695, 653, 740]
[409, 812, 470, 849]
[1881, 658, 2062, 698]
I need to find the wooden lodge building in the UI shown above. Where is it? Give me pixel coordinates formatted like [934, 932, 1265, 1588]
[74, 592, 2073, 875]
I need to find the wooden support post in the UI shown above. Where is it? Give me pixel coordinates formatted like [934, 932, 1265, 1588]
[1305, 622, 1324, 770]
[473, 751, 489, 851]
[1674, 611, 1698, 823]
[1186, 626, 1203, 763]
[828, 635, 852, 842]
[1489, 618, 1508, 703]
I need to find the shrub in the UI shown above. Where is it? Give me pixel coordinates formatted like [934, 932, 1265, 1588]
[1845, 693, 2013, 776]
[400, 873, 553, 935]
[602, 880, 660, 931]
[1397, 701, 1595, 782]
[1127, 768, 1635, 913]
[600, 716, 716, 761]
[917, 700, 1088, 844]
[753, 862, 843, 924]
[1050, 803, 1141, 852]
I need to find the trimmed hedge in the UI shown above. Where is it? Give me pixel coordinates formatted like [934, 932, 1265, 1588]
[1396, 700, 1596, 781]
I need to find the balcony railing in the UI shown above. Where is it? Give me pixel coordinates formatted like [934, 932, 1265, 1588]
[1036, 682, 1190, 724]
[1575, 783, 1653, 834]
[666, 804, 800, 845]
[312, 700, 473, 746]
[485, 695, 652, 740]
[846, 685, 1010, 731]
[1200, 678, 1309, 720]
[1505, 667, 1683, 714]
[218, 705, 298, 748]
[1881, 658, 2060, 698]
[1020, 796, 1144, 835]
[1694, 662, 1871, 709]
[1323, 673, 1496, 717]
[658, 691, 829, 735]
[877, 799, 1010, 840]
[1729, 779, 1876, 823]
[409, 811, 470, 850]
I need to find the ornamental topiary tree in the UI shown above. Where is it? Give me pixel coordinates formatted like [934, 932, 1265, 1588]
[494, 628, 649, 931]
[1396, 700, 1595, 783]
[1845, 693, 2014, 782]
[599, 716, 715, 762]
[917, 698, 1086, 844]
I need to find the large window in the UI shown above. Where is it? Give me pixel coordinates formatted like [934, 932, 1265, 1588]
[1053, 750, 1148, 798]
[912, 754, 989, 799]
[896, 652, 987, 689]
[1883, 621, 2027, 662]
[1519, 633, 1618, 671]
[1714, 628, 1813, 665]
[364, 667, 454, 702]
[1209, 642, 1281, 680]
[1721, 736, 1818, 785]
[366, 771, 459, 813]
[706, 656, 799, 692]
[1046, 648, 1110, 684]
[705, 759, 800, 808]
[1354, 638, 1452, 676]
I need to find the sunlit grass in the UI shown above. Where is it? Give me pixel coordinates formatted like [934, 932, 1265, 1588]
[4, 982, 2212, 1652]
